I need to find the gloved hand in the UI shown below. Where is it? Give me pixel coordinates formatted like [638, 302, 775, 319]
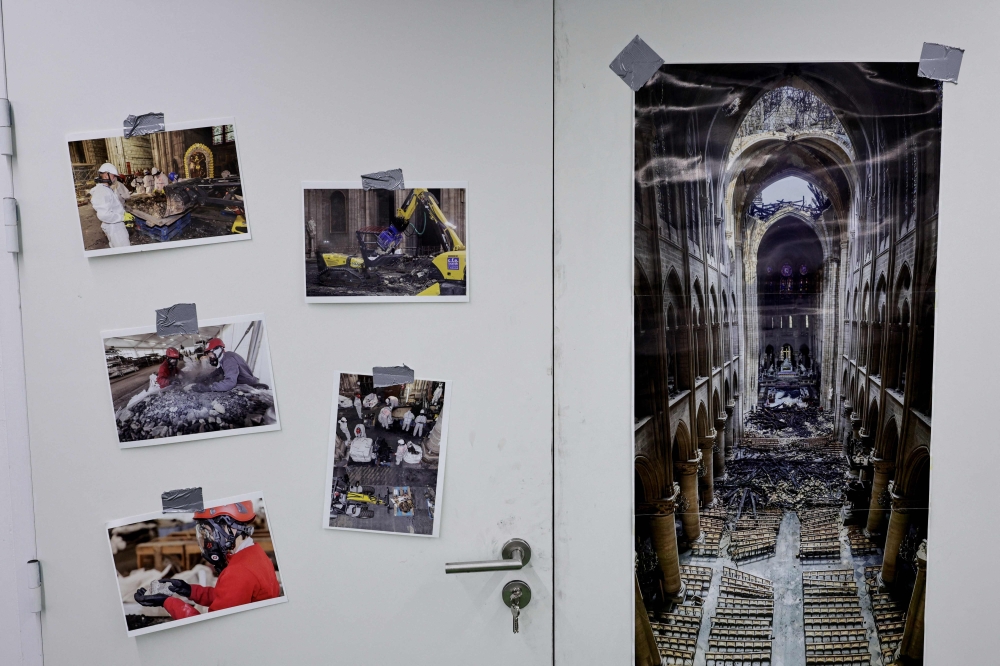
[189, 383, 209, 393]
[134, 587, 169, 607]
[123, 212, 135, 222]
[160, 578, 191, 598]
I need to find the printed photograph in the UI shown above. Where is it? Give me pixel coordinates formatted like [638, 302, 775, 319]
[323, 373, 449, 536]
[632, 63, 939, 666]
[103, 315, 279, 448]
[303, 182, 468, 301]
[67, 120, 249, 256]
[107, 493, 286, 637]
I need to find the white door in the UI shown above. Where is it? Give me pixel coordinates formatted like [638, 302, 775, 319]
[2, 2, 552, 664]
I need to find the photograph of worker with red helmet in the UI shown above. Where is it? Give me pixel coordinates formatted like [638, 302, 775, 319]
[107, 494, 286, 636]
[102, 314, 280, 448]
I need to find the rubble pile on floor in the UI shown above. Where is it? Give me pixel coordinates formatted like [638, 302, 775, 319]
[743, 406, 833, 438]
[116, 385, 276, 442]
[864, 567, 907, 663]
[692, 507, 726, 557]
[706, 568, 773, 666]
[802, 569, 872, 665]
[798, 509, 842, 560]
[717, 440, 849, 511]
[727, 507, 783, 562]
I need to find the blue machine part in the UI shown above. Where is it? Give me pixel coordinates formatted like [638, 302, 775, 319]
[377, 225, 404, 251]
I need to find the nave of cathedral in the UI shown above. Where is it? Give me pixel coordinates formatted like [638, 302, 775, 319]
[633, 63, 937, 666]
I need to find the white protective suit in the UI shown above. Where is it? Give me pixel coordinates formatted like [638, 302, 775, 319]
[153, 172, 169, 192]
[402, 411, 414, 432]
[378, 406, 393, 430]
[338, 418, 352, 443]
[413, 414, 427, 437]
[395, 441, 406, 465]
[432, 386, 442, 405]
[133, 178, 145, 195]
[89, 183, 131, 248]
[354, 396, 363, 419]
[143, 174, 155, 192]
[386, 396, 399, 408]
[362, 393, 379, 409]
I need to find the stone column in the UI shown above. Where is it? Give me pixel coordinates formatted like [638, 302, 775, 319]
[675, 454, 702, 542]
[634, 576, 660, 666]
[649, 485, 685, 602]
[865, 458, 895, 538]
[714, 417, 727, 478]
[698, 433, 716, 506]
[895, 540, 927, 664]
[849, 414, 861, 457]
[842, 402, 853, 455]
[878, 483, 910, 589]
[724, 402, 735, 458]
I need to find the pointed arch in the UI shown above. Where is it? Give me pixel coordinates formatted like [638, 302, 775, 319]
[672, 420, 693, 462]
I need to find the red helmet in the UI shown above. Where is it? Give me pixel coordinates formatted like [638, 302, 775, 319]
[205, 338, 225, 352]
[165, 347, 181, 359]
[193, 500, 255, 522]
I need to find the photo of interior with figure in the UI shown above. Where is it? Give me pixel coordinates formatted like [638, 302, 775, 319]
[68, 123, 248, 254]
[304, 185, 467, 300]
[103, 316, 278, 447]
[632, 63, 938, 666]
[325, 373, 448, 536]
[107, 494, 285, 637]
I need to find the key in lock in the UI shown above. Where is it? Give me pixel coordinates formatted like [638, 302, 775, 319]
[502, 580, 531, 634]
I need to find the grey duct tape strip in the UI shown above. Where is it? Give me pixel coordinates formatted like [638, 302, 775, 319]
[609, 35, 664, 92]
[361, 169, 404, 191]
[161, 487, 204, 513]
[123, 112, 165, 139]
[156, 303, 199, 336]
[373, 365, 414, 387]
[918, 42, 964, 83]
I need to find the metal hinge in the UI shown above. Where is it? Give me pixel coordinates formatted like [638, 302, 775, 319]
[26, 559, 42, 613]
[0, 99, 15, 254]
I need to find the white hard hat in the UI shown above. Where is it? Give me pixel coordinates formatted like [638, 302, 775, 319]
[398, 439, 404, 445]
[420, 409, 425, 414]
[98, 163, 119, 176]
[151, 167, 160, 175]
[339, 417, 346, 423]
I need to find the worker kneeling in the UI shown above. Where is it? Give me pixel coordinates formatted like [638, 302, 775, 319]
[189, 338, 268, 392]
[133, 501, 280, 619]
[156, 347, 185, 388]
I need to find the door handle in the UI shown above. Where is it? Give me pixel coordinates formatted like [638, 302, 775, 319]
[445, 538, 531, 574]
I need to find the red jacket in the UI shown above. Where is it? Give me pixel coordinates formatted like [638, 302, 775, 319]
[156, 360, 179, 389]
[163, 543, 280, 619]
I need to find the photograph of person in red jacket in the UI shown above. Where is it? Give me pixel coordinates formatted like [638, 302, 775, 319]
[108, 495, 286, 636]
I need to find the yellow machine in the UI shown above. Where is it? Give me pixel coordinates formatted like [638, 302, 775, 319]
[315, 188, 467, 296]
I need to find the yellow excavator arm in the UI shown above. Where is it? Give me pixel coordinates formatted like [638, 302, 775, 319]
[395, 188, 466, 251]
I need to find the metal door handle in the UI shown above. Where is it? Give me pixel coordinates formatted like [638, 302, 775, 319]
[445, 538, 531, 574]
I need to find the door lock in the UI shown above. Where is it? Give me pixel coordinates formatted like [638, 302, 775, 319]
[503, 580, 531, 634]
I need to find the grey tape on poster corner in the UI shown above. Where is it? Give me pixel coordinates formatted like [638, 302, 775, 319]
[161, 487, 204, 513]
[918, 42, 964, 83]
[373, 365, 414, 387]
[155, 303, 199, 336]
[123, 112, 165, 138]
[361, 168, 404, 191]
[609, 35, 664, 92]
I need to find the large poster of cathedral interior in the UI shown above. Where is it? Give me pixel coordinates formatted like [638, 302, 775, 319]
[633, 64, 937, 666]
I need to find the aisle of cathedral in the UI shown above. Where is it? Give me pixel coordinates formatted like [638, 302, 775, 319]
[633, 64, 938, 666]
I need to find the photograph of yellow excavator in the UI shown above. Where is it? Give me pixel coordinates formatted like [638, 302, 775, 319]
[302, 183, 468, 301]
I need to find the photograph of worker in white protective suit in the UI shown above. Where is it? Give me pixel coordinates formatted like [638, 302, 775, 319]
[67, 118, 251, 257]
[302, 181, 469, 302]
[324, 372, 449, 537]
[101, 314, 281, 449]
